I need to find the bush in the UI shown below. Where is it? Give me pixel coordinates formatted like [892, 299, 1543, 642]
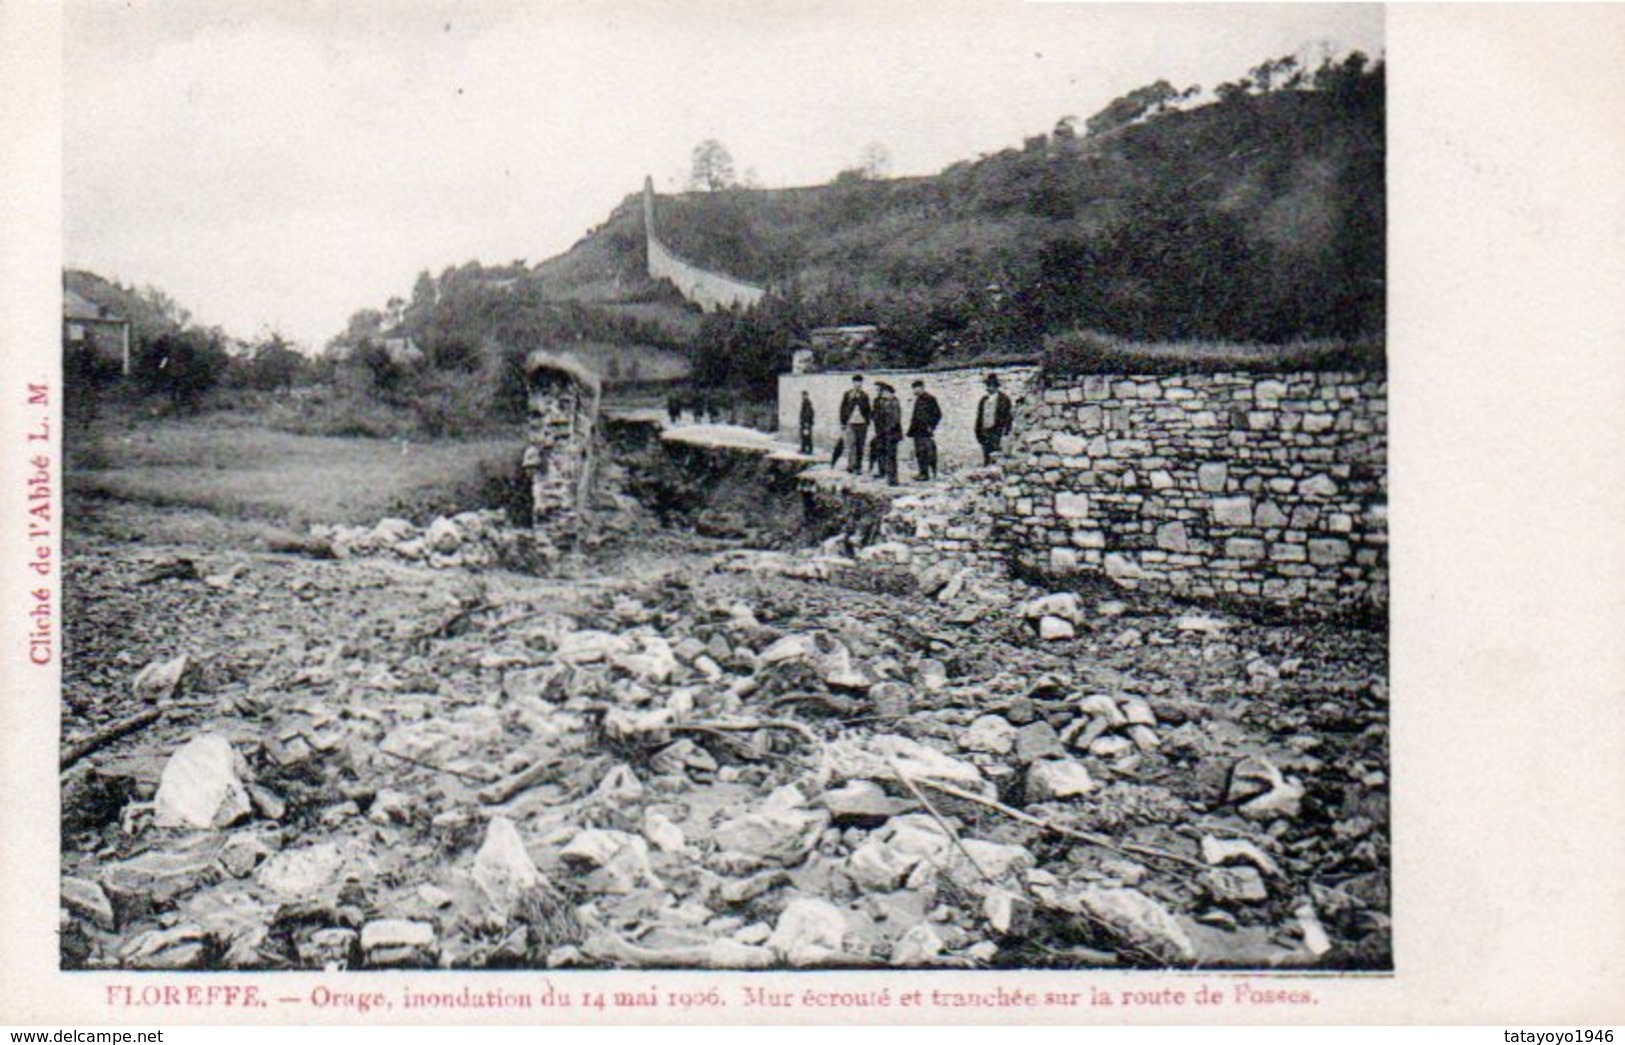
[1040, 328, 1385, 379]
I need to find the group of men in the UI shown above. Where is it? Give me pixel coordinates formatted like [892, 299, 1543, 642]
[798, 372, 1013, 486]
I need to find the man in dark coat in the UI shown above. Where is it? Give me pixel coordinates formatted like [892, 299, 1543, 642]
[838, 374, 871, 475]
[798, 391, 816, 455]
[973, 372, 1013, 465]
[906, 379, 942, 480]
[870, 382, 904, 486]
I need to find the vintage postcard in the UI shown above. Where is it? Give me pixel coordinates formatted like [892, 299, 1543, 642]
[2, 0, 1621, 1028]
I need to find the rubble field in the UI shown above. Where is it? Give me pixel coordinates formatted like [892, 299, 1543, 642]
[60, 481, 1390, 972]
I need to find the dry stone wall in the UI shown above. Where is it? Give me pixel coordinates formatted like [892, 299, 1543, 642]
[999, 371, 1387, 612]
[777, 364, 1040, 473]
[643, 178, 766, 313]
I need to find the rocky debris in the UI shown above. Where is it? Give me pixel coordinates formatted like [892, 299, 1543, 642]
[959, 715, 1018, 755]
[767, 897, 851, 967]
[473, 816, 547, 919]
[63, 485, 1389, 972]
[256, 843, 346, 898]
[361, 919, 438, 966]
[712, 787, 829, 869]
[132, 655, 190, 703]
[1025, 759, 1097, 802]
[153, 735, 253, 829]
[62, 876, 117, 931]
[1037, 883, 1197, 966]
[819, 780, 909, 828]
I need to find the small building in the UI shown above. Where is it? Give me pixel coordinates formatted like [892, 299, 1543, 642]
[63, 288, 131, 375]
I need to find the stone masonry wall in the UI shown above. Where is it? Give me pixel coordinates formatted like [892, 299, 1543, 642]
[778, 364, 1040, 473]
[1000, 371, 1387, 611]
[643, 178, 766, 314]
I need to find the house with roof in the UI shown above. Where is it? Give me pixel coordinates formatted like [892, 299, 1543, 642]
[63, 287, 132, 375]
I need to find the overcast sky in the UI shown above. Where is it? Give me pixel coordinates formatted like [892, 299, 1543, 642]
[64, 1, 1382, 350]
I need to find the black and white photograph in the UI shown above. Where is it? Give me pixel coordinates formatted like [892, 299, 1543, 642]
[49, 0, 1396, 980]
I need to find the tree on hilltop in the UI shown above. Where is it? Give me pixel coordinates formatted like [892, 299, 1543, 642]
[688, 139, 737, 191]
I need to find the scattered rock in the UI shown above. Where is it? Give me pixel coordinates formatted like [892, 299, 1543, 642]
[767, 897, 850, 967]
[889, 923, 944, 965]
[256, 843, 345, 898]
[713, 788, 829, 868]
[819, 780, 908, 828]
[473, 816, 546, 917]
[62, 876, 116, 931]
[1199, 835, 1284, 878]
[959, 715, 1017, 756]
[1202, 866, 1270, 904]
[132, 655, 190, 703]
[1038, 616, 1076, 641]
[1045, 884, 1196, 965]
[122, 925, 210, 969]
[361, 919, 437, 966]
[1025, 759, 1097, 802]
[218, 832, 273, 878]
[1013, 721, 1066, 763]
[642, 812, 686, 854]
[153, 735, 253, 830]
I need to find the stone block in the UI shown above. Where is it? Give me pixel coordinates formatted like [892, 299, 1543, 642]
[1269, 543, 1307, 563]
[1050, 548, 1080, 573]
[1197, 462, 1228, 492]
[1308, 539, 1352, 565]
[1299, 474, 1339, 498]
[1255, 501, 1289, 528]
[1256, 380, 1288, 406]
[1076, 405, 1103, 429]
[1052, 433, 1087, 456]
[1056, 492, 1090, 519]
[1211, 496, 1253, 527]
[1155, 522, 1190, 553]
[1225, 538, 1266, 560]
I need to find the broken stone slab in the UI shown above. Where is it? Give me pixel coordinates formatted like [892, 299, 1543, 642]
[132, 655, 190, 703]
[819, 780, 909, 829]
[1013, 721, 1066, 764]
[717, 868, 792, 906]
[1074, 694, 1130, 727]
[1199, 835, 1285, 878]
[642, 812, 686, 854]
[555, 629, 634, 664]
[1025, 759, 1097, 802]
[1089, 736, 1135, 759]
[1228, 758, 1306, 820]
[1294, 902, 1333, 957]
[367, 788, 413, 826]
[767, 897, 851, 967]
[1038, 616, 1076, 641]
[360, 919, 438, 966]
[889, 923, 945, 966]
[153, 734, 253, 830]
[473, 816, 547, 918]
[301, 927, 359, 968]
[1022, 592, 1083, 624]
[712, 790, 830, 869]
[219, 831, 274, 878]
[62, 875, 116, 931]
[958, 715, 1018, 756]
[1203, 866, 1270, 904]
[256, 842, 346, 899]
[122, 924, 211, 970]
[982, 888, 1035, 938]
[1041, 884, 1197, 965]
[756, 633, 820, 667]
[100, 839, 224, 911]
[827, 734, 991, 797]
[1126, 724, 1161, 754]
[560, 828, 657, 893]
[611, 635, 678, 684]
[868, 681, 912, 718]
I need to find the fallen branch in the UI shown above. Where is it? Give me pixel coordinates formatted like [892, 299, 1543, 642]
[377, 747, 494, 785]
[60, 708, 163, 771]
[478, 755, 564, 805]
[912, 777, 1208, 875]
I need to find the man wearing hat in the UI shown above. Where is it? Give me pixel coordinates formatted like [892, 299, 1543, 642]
[798, 390, 816, 455]
[906, 379, 942, 480]
[870, 381, 904, 486]
[838, 374, 871, 476]
[973, 372, 1013, 465]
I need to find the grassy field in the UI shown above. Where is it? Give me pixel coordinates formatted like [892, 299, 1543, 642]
[67, 412, 524, 528]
